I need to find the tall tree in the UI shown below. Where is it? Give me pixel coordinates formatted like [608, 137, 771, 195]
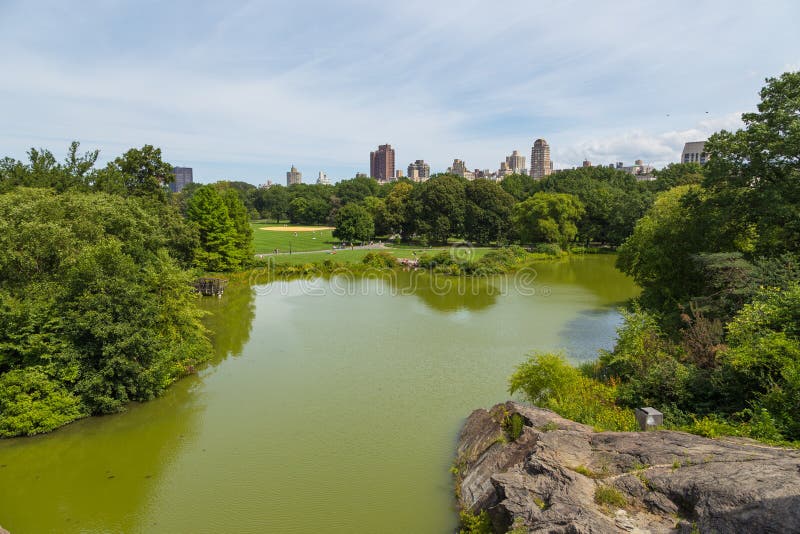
[411, 175, 466, 244]
[187, 186, 240, 271]
[703, 71, 800, 255]
[511, 192, 585, 249]
[333, 203, 374, 243]
[464, 179, 516, 244]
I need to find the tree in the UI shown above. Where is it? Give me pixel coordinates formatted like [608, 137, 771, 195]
[616, 186, 707, 309]
[222, 188, 254, 265]
[464, 179, 515, 244]
[333, 203, 374, 243]
[254, 185, 290, 222]
[652, 163, 705, 192]
[383, 181, 414, 238]
[362, 196, 390, 236]
[703, 71, 800, 255]
[500, 173, 537, 201]
[99, 144, 173, 199]
[411, 175, 466, 244]
[335, 176, 379, 204]
[511, 192, 585, 249]
[0, 188, 210, 436]
[187, 186, 240, 271]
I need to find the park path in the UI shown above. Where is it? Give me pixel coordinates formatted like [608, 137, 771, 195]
[254, 242, 389, 259]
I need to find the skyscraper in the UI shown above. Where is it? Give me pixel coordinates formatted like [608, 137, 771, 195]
[286, 165, 302, 186]
[370, 144, 395, 182]
[317, 171, 330, 185]
[530, 139, 552, 179]
[170, 166, 193, 193]
[407, 160, 430, 182]
[505, 150, 526, 174]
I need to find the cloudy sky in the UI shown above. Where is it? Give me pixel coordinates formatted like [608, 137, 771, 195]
[1, 0, 798, 184]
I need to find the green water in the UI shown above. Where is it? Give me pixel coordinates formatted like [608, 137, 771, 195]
[0, 256, 638, 533]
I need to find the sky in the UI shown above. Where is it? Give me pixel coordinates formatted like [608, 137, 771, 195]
[1, 0, 799, 185]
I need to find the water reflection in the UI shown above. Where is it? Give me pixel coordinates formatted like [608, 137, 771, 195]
[0, 375, 205, 533]
[197, 281, 256, 361]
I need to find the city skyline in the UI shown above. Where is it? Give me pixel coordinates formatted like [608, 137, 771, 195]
[1, 1, 799, 184]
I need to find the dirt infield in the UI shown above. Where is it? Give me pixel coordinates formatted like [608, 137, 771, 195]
[259, 226, 335, 232]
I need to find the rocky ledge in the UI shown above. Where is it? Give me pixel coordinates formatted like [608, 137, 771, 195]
[455, 401, 800, 533]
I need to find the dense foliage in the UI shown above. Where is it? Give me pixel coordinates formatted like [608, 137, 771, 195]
[511, 72, 800, 444]
[0, 143, 254, 436]
[0, 189, 211, 436]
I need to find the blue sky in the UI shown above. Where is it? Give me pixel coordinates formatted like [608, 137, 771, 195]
[1, 0, 799, 185]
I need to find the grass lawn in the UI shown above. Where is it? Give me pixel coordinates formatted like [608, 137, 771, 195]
[256, 246, 495, 265]
[251, 222, 338, 254]
[249, 220, 497, 263]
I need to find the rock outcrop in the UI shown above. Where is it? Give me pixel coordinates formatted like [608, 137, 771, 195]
[455, 401, 800, 533]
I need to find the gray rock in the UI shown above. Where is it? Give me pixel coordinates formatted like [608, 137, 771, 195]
[454, 401, 800, 534]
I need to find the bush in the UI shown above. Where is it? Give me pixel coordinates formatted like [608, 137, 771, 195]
[362, 251, 397, 269]
[509, 353, 637, 431]
[458, 510, 493, 534]
[0, 367, 86, 437]
[530, 243, 563, 256]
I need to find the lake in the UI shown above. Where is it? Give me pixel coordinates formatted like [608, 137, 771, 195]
[0, 255, 638, 533]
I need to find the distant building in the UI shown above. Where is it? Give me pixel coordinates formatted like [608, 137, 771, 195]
[370, 144, 396, 182]
[355, 172, 368, 179]
[448, 158, 475, 179]
[171, 167, 193, 193]
[616, 159, 655, 177]
[395, 169, 404, 179]
[681, 141, 708, 164]
[582, 160, 592, 168]
[260, 179, 275, 189]
[407, 160, 431, 182]
[506, 150, 526, 175]
[317, 171, 330, 185]
[530, 139, 552, 179]
[286, 165, 302, 186]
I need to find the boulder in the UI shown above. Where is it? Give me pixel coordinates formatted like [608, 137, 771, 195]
[455, 401, 800, 533]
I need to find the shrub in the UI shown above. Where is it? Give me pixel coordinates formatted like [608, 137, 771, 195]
[361, 251, 397, 269]
[509, 353, 637, 432]
[502, 412, 525, 442]
[458, 510, 493, 534]
[0, 367, 86, 437]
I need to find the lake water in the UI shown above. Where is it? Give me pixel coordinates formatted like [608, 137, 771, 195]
[0, 255, 638, 533]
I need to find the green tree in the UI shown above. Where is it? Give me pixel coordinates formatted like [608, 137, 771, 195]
[335, 176, 379, 204]
[411, 175, 466, 244]
[187, 186, 240, 271]
[652, 162, 705, 192]
[500, 173, 537, 201]
[98, 144, 173, 199]
[703, 71, 800, 255]
[222, 188, 254, 265]
[511, 192, 585, 249]
[333, 203, 374, 243]
[383, 181, 414, 238]
[254, 185, 290, 222]
[616, 186, 707, 309]
[0, 188, 210, 436]
[464, 179, 515, 244]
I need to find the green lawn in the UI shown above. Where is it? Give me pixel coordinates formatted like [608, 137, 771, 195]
[251, 222, 338, 254]
[255, 246, 494, 265]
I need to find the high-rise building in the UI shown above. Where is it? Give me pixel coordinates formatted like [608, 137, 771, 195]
[506, 150, 526, 175]
[448, 158, 474, 179]
[530, 139, 552, 179]
[317, 171, 330, 185]
[370, 144, 395, 182]
[681, 141, 708, 164]
[286, 165, 302, 186]
[171, 167, 193, 193]
[355, 172, 368, 179]
[582, 160, 592, 168]
[407, 160, 431, 182]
